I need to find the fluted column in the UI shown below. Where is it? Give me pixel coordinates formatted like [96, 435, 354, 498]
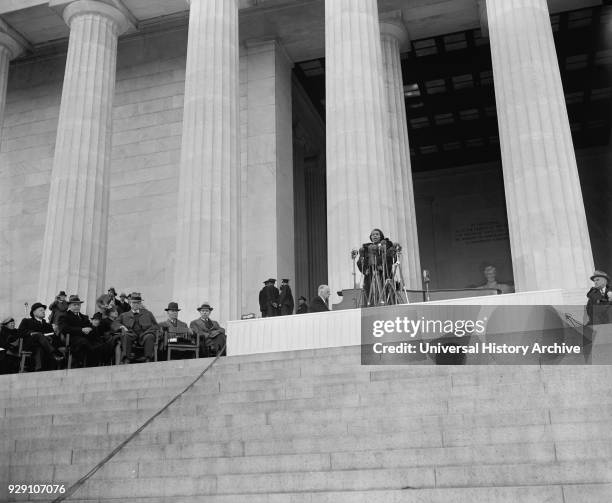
[173, 0, 240, 324]
[0, 30, 24, 132]
[487, 0, 594, 291]
[325, 0, 397, 295]
[38, 0, 130, 311]
[380, 12, 422, 289]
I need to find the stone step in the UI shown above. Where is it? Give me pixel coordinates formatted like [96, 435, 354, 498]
[4, 383, 612, 428]
[7, 419, 611, 459]
[7, 461, 612, 497]
[6, 485, 575, 503]
[8, 398, 612, 444]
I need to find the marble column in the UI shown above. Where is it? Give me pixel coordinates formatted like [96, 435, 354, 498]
[325, 0, 397, 295]
[240, 39, 294, 317]
[380, 12, 422, 289]
[486, 0, 594, 291]
[173, 0, 240, 324]
[0, 31, 23, 132]
[38, 0, 130, 311]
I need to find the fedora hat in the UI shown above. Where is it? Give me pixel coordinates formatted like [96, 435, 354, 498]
[263, 278, 276, 284]
[67, 295, 83, 304]
[197, 302, 213, 312]
[165, 302, 181, 311]
[130, 292, 142, 301]
[29, 302, 47, 316]
[590, 270, 610, 282]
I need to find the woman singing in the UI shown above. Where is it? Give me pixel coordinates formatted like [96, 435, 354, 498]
[358, 228, 396, 306]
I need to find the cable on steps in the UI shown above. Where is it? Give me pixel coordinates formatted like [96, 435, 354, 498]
[51, 344, 227, 503]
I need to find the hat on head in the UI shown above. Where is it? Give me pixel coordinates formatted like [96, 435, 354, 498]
[92, 312, 103, 321]
[590, 270, 610, 282]
[165, 302, 181, 311]
[263, 278, 276, 284]
[57, 291, 66, 297]
[197, 302, 213, 312]
[29, 302, 47, 316]
[130, 292, 142, 301]
[68, 295, 84, 304]
[1, 317, 14, 325]
[107, 287, 117, 295]
[282, 279, 289, 283]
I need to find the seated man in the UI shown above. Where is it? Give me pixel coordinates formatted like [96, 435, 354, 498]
[190, 303, 226, 357]
[87, 312, 115, 366]
[117, 292, 159, 363]
[19, 302, 63, 370]
[296, 296, 309, 314]
[159, 302, 194, 357]
[1, 317, 23, 373]
[58, 295, 94, 367]
[309, 285, 331, 313]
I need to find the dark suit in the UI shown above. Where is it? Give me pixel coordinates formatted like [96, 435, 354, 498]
[279, 284, 294, 315]
[586, 286, 611, 325]
[118, 309, 159, 360]
[58, 310, 94, 365]
[190, 318, 226, 357]
[309, 296, 330, 313]
[18, 317, 60, 370]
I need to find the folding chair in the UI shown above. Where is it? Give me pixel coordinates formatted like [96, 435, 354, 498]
[164, 327, 199, 361]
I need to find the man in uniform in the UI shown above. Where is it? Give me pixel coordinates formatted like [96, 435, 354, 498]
[279, 279, 294, 316]
[258, 278, 280, 317]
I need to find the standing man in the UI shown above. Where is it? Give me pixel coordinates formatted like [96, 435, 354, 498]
[309, 285, 331, 313]
[258, 278, 280, 317]
[48, 290, 68, 329]
[117, 292, 159, 363]
[58, 295, 93, 367]
[190, 303, 226, 357]
[279, 279, 295, 316]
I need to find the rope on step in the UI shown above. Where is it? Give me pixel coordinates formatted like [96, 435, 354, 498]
[52, 345, 227, 502]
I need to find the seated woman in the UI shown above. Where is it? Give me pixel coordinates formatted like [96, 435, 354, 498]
[358, 228, 397, 306]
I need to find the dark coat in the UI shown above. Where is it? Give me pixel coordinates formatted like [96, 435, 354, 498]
[259, 285, 280, 317]
[58, 310, 92, 338]
[296, 303, 308, 314]
[48, 299, 68, 325]
[309, 296, 330, 313]
[587, 286, 612, 325]
[279, 284, 294, 315]
[118, 309, 159, 337]
[358, 238, 395, 276]
[190, 317, 226, 355]
[19, 317, 56, 337]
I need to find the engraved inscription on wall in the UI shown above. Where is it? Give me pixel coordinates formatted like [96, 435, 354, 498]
[454, 220, 509, 245]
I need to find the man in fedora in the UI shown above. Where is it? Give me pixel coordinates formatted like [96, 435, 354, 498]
[159, 302, 193, 353]
[586, 270, 611, 326]
[117, 292, 159, 363]
[190, 303, 226, 357]
[58, 294, 94, 367]
[18, 302, 63, 370]
[258, 278, 280, 318]
[48, 290, 68, 328]
[279, 279, 294, 316]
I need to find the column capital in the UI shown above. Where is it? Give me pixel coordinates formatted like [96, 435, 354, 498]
[49, 0, 134, 35]
[0, 32, 25, 60]
[379, 10, 410, 51]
